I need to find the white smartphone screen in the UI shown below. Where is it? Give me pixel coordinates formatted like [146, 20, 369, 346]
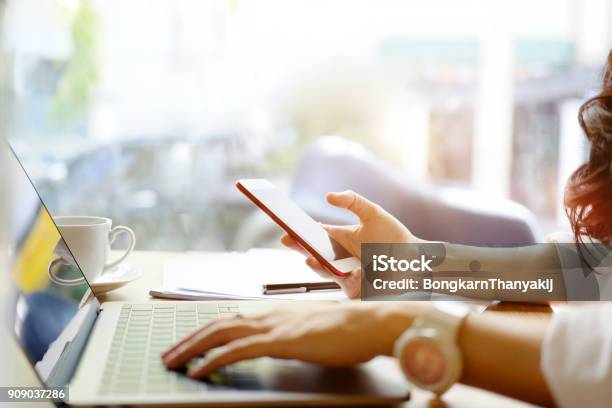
[237, 179, 355, 273]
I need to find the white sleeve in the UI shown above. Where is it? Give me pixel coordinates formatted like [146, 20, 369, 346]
[541, 304, 612, 408]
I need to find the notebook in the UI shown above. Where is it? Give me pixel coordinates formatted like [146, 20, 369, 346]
[151, 249, 347, 301]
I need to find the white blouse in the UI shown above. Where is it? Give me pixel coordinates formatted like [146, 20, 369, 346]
[541, 232, 612, 407]
[542, 303, 612, 408]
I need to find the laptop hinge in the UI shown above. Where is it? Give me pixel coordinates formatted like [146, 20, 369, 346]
[45, 298, 100, 388]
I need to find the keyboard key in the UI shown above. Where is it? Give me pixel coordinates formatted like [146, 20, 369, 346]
[131, 305, 153, 311]
[197, 303, 219, 313]
[218, 303, 239, 308]
[153, 304, 175, 309]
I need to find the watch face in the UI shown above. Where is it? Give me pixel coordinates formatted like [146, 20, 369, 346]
[403, 339, 446, 385]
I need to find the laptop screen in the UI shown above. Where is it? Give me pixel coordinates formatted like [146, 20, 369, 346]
[0, 141, 98, 388]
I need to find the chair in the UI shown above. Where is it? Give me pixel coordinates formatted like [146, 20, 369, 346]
[289, 136, 540, 245]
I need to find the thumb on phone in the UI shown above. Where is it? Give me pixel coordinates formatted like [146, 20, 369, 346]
[326, 191, 380, 222]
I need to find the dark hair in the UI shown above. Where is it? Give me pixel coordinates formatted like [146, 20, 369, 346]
[565, 51, 612, 243]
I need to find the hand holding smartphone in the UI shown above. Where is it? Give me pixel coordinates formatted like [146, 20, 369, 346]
[236, 179, 360, 277]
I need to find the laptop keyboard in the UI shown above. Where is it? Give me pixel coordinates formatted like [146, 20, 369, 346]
[99, 302, 241, 395]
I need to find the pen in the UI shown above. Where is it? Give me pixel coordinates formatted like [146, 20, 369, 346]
[262, 281, 341, 295]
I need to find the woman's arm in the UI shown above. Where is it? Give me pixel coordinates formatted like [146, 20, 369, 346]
[283, 191, 566, 301]
[163, 302, 555, 406]
[459, 311, 553, 406]
[421, 243, 567, 301]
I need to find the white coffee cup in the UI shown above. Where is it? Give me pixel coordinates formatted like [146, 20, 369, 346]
[48, 216, 136, 286]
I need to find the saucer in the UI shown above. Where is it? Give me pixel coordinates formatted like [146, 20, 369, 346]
[91, 264, 142, 294]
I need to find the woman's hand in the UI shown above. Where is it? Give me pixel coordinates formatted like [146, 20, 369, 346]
[162, 302, 422, 379]
[281, 190, 419, 298]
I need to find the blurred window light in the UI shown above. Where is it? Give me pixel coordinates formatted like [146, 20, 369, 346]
[1, 0, 611, 250]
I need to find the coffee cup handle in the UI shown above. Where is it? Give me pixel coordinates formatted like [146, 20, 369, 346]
[105, 225, 136, 270]
[48, 257, 85, 286]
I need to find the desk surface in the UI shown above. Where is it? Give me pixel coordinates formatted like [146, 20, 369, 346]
[5, 250, 543, 408]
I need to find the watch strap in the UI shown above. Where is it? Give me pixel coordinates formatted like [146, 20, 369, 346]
[418, 302, 472, 340]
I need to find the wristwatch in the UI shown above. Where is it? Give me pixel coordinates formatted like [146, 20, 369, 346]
[393, 303, 471, 395]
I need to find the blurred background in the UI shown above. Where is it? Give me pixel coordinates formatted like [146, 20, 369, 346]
[1, 0, 611, 251]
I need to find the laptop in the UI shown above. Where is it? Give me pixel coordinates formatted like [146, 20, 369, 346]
[0, 141, 411, 406]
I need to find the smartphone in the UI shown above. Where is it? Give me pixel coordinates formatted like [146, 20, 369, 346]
[236, 179, 360, 277]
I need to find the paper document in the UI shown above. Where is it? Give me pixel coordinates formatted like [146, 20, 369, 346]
[160, 248, 347, 301]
